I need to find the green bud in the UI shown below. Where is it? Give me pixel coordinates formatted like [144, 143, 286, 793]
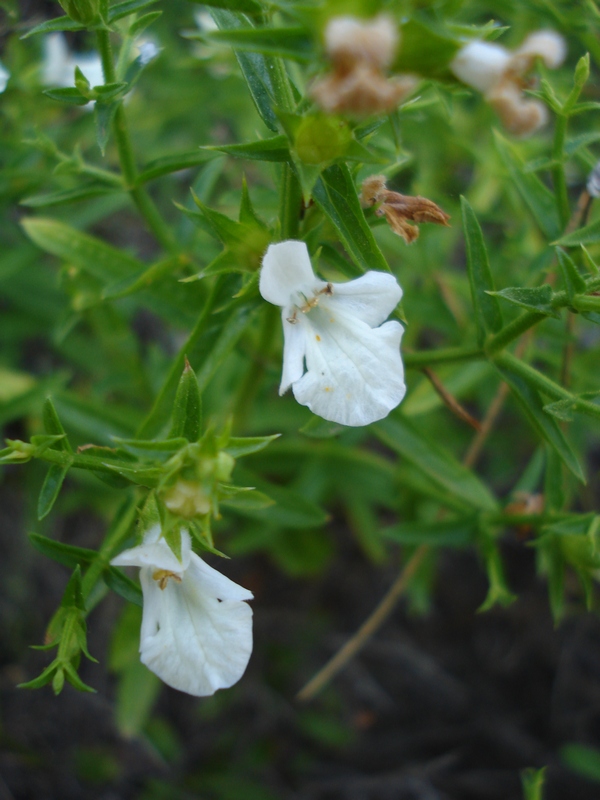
[215, 452, 235, 483]
[57, 0, 100, 25]
[574, 53, 590, 89]
[52, 668, 65, 695]
[294, 115, 352, 165]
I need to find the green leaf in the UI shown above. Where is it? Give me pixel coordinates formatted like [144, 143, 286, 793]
[21, 217, 142, 283]
[490, 285, 559, 317]
[556, 248, 586, 300]
[38, 464, 70, 520]
[493, 359, 584, 482]
[169, 360, 202, 442]
[137, 150, 215, 183]
[383, 516, 478, 547]
[209, 9, 279, 132]
[521, 765, 546, 799]
[300, 416, 345, 438]
[21, 185, 120, 208]
[461, 197, 503, 345]
[29, 533, 96, 568]
[554, 219, 600, 247]
[103, 567, 143, 606]
[313, 164, 389, 276]
[95, 100, 119, 155]
[43, 87, 89, 106]
[375, 416, 498, 512]
[204, 135, 290, 162]
[107, 0, 159, 23]
[223, 434, 280, 458]
[494, 131, 561, 241]
[22, 15, 83, 38]
[394, 18, 460, 77]
[195, 26, 312, 62]
[232, 467, 329, 529]
[61, 565, 85, 610]
[186, 0, 262, 12]
[560, 744, 600, 784]
[128, 9, 162, 36]
[102, 255, 183, 300]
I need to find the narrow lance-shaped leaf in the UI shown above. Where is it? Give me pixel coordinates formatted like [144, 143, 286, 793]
[493, 132, 561, 241]
[375, 416, 498, 512]
[554, 219, 600, 247]
[169, 359, 202, 442]
[43, 397, 72, 452]
[38, 464, 71, 520]
[461, 196, 503, 345]
[493, 357, 584, 482]
[313, 164, 389, 276]
[29, 533, 97, 569]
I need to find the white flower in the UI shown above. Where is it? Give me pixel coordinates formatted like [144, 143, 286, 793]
[0, 61, 10, 93]
[450, 30, 566, 137]
[42, 33, 104, 90]
[111, 525, 253, 696]
[259, 240, 406, 427]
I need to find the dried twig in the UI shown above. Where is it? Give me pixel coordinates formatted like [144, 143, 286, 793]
[422, 367, 481, 431]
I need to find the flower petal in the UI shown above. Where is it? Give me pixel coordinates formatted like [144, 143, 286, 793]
[280, 309, 307, 395]
[450, 40, 511, 94]
[110, 525, 191, 573]
[138, 558, 253, 696]
[259, 240, 317, 307]
[327, 271, 402, 327]
[292, 310, 405, 426]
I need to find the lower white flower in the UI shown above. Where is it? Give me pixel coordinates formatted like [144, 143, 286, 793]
[259, 240, 406, 427]
[111, 525, 253, 696]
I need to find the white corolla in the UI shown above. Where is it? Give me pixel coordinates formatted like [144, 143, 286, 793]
[259, 240, 406, 427]
[111, 526, 253, 697]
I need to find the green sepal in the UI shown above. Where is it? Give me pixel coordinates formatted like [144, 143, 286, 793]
[460, 196, 503, 346]
[169, 359, 202, 443]
[521, 768, 546, 800]
[18, 661, 59, 690]
[556, 248, 586, 301]
[61, 565, 86, 611]
[63, 662, 96, 693]
[219, 485, 275, 511]
[43, 397, 72, 451]
[478, 531, 517, 611]
[223, 434, 280, 458]
[489, 285, 559, 318]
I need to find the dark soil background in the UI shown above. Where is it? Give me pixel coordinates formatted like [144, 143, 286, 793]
[2, 475, 600, 800]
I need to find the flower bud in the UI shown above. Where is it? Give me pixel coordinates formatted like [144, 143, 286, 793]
[57, 0, 100, 25]
[450, 40, 511, 94]
[514, 30, 566, 69]
[294, 116, 352, 164]
[325, 14, 399, 71]
[163, 480, 211, 519]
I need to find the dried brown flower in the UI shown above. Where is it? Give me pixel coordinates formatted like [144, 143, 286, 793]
[310, 15, 417, 117]
[360, 174, 451, 244]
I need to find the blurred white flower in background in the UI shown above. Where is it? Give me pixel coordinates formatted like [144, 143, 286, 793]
[42, 32, 104, 89]
[450, 30, 566, 136]
[111, 525, 253, 697]
[0, 61, 10, 93]
[260, 240, 406, 427]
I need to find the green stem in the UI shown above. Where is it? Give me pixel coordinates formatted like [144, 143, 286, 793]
[403, 345, 484, 369]
[485, 311, 546, 355]
[552, 113, 570, 230]
[95, 30, 176, 253]
[279, 163, 302, 239]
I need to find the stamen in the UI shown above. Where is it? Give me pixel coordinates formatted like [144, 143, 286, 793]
[152, 569, 182, 590]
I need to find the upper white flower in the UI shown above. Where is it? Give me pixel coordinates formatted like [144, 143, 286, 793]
[111, 525, 253, 697]
[0, 61, 10, 93]
[42, 33, 104, 90]
[259, 240, 406, 427]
